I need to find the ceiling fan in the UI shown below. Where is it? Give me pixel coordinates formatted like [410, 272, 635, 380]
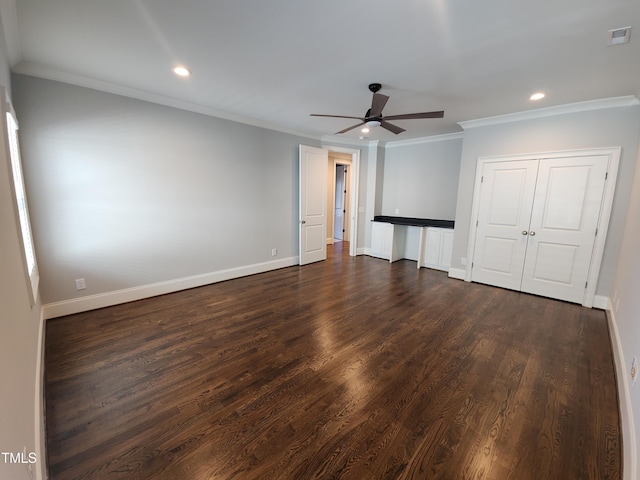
[310, 83, 444, 135]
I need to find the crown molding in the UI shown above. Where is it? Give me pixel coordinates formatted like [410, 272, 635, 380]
[385, 131, 464, 148]
[12, 62, 323, 141]
[459, 95, 640, 130]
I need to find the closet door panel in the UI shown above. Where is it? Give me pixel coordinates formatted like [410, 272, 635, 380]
[471, 160, 539, 291]
[521, 155, 608, 303]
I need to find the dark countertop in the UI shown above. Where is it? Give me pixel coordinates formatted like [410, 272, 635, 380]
[373, 216, 455, 229]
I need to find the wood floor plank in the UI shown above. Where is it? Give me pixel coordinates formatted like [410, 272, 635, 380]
[44, 242, 621, 479]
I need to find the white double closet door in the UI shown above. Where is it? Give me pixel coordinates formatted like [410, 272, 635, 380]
[471, 153, 611, 304]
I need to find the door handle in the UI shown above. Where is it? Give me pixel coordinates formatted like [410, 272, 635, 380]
[522, 230, 528, 235]
[529, 231, 536, 236]
[301, 220, 306, 224]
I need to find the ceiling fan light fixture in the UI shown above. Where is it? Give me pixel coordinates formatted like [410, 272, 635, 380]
[365, 120, 381, 127]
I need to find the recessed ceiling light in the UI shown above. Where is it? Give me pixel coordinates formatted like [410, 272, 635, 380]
[361, 127, 370, 133]
[172, 66, 191, 77]
[530, 92, 545, 101]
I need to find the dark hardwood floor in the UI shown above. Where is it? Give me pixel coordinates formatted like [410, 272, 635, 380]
[44, 243, 621, 479]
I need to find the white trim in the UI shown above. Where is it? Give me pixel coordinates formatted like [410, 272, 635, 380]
[362, 248, 380, 258]
[385, 132, 464, 148]
[458, 96, 639, 130]
[42, 257, 298, 319]
[13, 62, 322, 142]
[607, 307, 637, 480]
[584, 148, 621, 307]
[447, 268, 466, 280]
[592, 295, 609, 310]
[34, 308, 47, 480]
[465, 147, 621, 307]
[2, 87, 40, 305]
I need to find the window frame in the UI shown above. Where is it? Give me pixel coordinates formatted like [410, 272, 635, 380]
[3, 88, 39, 305]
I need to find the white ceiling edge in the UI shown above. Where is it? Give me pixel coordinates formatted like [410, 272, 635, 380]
[12, 61, 324, 141]
[459, 95, 640, 130]
[385, 132, 465, 149]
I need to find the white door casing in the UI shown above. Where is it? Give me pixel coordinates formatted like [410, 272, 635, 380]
[299, 145, 328, 265]
[467, 148, 620, 307]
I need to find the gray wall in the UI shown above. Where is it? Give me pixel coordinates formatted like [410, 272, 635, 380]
[451, 106, 640, 296]
[12, 74, 327, 305]
[0, 21, 46, 480]
[382, 138, 462, 219]
[362, 143, 385, 249]
[611, 140, 640, 477]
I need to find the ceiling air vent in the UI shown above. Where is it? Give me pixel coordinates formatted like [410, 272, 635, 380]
[608, 26, 631, 46]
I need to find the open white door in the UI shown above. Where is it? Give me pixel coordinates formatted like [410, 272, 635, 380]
[299, 145, 328, 265]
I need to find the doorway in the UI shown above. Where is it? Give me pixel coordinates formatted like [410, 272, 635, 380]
[326, 148, 358, 257]
[333, 164, 349, 242]
[299, 144, 360, 264]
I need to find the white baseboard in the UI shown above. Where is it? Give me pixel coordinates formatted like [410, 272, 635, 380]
[607, 307, 637, 480]
[448, 267, 466, 280]
[592, 294, 609, 310]
[42, 256, 299, 319]
[356, 247, 366, 256]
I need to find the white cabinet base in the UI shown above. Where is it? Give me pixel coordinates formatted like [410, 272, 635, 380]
[370, 221, 453, 271]
[419, 227, 453, 271]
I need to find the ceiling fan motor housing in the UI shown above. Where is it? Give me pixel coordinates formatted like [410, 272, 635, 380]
[310, 82, 443, 135]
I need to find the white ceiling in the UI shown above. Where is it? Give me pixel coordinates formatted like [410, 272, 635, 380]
[6, 0, 640, 141]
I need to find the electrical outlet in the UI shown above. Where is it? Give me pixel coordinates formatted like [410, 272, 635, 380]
[461, 257, 467, 266]
[271, 248, 277, 257]
[394, 208, 400, 215]
[631, 356, 638, 385]
[75, 278, 86, 290]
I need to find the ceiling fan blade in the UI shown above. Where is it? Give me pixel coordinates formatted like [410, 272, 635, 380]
[336, 122, 366, 134]
[369, 93, 389, 118]
[383, 111, 444, 121]
[310, 114, 366, 120]
[380, 121, 405, 135]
